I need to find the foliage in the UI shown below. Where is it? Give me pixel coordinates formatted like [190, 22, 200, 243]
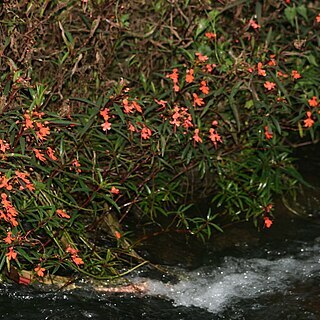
[0, 0, 319, 279]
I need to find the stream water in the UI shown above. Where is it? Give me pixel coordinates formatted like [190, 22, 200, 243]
[1, 216, 320, 320]
[1, 146, 320, 319]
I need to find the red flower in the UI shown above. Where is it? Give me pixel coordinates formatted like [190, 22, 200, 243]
[264, 217, 273, 228]
[56, 209, 70, 219]
[199, 81, 209, 94]
[249, 19, 260, 29]
[195, 52, 208, 62]
[46, 147, 57, 161]
[185, 69, 194, 83]
[193, 93, 204, 107]
[4, 231, 14, 244]
[264, 81, 276, 91]
[110, 186, 120, 194]
[264, 126, 273, 140]
[72, 256, 84, 265]
[205, 32, 216, 39]
[257, 62, 266, 77]
[308, 96, 318, 107]
[6, 247, 17, 261]
[304, 111, 314, 128]
[209, 128, 222, 148]
[34, 265, 45, 277]
[115, 231, 121, 239]
[71, 159, 81, 173]
[166, 68, 180, 92]
[193, 128, 202, 143]
[0, 139, 10, 153]
[291, 70, 301, 79]
[141, 126, 152, 139]
[33, 148, 46, 162]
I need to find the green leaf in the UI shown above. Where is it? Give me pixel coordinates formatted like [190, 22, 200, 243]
[229, 81, 243, 132]
[195, 18, 210, 39]
[270, 116, 281, 135]
[269, 71, 292, 105]
[244, 99, 254, 109]
[298, 121, 304, 138]
[296, 5, 308, 21]
[284, 7, 296, 26]
[306, 54, 318, 67]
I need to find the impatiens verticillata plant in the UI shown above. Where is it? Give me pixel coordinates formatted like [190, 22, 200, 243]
[0, 0, 319, 280]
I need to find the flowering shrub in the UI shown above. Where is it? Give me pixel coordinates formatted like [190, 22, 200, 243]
[0, 0, 319, 280]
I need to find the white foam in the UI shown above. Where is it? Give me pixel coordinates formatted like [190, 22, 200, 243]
[135, 242, 320, 313]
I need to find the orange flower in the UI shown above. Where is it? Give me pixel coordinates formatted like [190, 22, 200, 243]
[66, 246, 78, 256]
[34, 265, 45, 277]
[167, 68, 179, 82]
[0, 140, 10, 153]
[267, 58, 277, 66]
[291, 70, 301, 79]
[166, 68, 180, 92]
[46, 147, 57, 161]
[66, 246, 84, 265]
[257, 62, 266, 76]
[193, 93, 204, 107]
[141, 126, 152, 139]
[173, 83, 180, 92]
[205, 32, 216, 39]
[170, 106, 193, 130]
[205, 64, 216, 73]
[33, 148, 46, 162]
[304, 111, 314, 128]
[110, 186, 120, 194]
[154, 99, 167, 111]
[277, 71, 288, 78]
[264, 81, 276, 91]
[264, 217, 272, 228]
[193, 128, 202, 143]
[114, 231, 121, 239]
[100, 108, 110, 120]
[1, 193, 19, 227]
[122, 99, 134, 114]
[195, 52, 208, 62]
[71, 159, 81, 173]
[4, 231, 14, 244]
[209, 128, 222, 148]
[132, 100, 142, 113]
[199, 81, 209, 94]
[6, 247, 17, 261]
[15, 171, 30, 183]
[23, 112, 34, 130]
[72, 255, 84, 265]
[185, 69, 194, 83]
[101, 121, 112, 131]
[128, 122, 136, 132]
[308, 96, 318, 107]
[56, 209, 70, 219]
[316, 13, 320, 23]
[0, 175, 13, 191]
[36, 122, 50, 141]
[264, 126, 273, 139]
[249, 19, 260, 29]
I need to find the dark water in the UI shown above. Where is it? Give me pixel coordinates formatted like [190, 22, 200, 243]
[2, 145, 320, 319]
[2, 215, 320, 319]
